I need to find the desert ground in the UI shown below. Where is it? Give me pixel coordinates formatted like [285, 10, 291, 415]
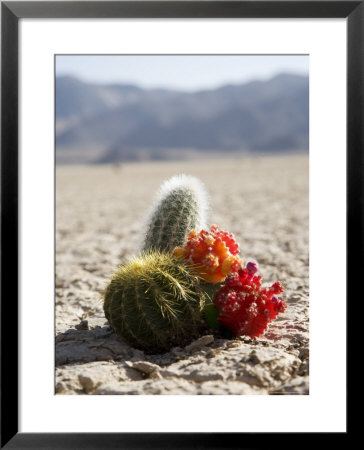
[55, 154, 309, 395]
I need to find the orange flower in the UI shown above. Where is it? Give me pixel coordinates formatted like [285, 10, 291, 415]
[173, 225, 242, 283]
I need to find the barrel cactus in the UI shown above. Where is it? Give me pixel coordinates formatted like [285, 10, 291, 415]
[103, 251, 206, 352]
[142, 174, 209, 253]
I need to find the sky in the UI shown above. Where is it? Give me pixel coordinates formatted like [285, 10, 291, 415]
[56, 55, 308, 91]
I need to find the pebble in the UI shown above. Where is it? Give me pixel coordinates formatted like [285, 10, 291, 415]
[185, 335, 214, 353]
[75, 319, 89, 330]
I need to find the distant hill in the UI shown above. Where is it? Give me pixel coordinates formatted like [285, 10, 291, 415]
[56, 73, 309, 164]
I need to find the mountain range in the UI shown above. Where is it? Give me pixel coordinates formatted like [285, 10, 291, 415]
[56, 73, 309, 164]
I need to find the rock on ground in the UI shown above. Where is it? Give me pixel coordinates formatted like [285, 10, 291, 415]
[56, 155, 309, 395]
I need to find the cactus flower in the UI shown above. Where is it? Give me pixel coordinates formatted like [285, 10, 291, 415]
[173, 225, 242, 283]
[213, 262, 287, 338]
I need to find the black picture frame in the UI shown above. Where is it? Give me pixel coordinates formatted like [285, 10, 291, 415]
[1, 1, 356, 447]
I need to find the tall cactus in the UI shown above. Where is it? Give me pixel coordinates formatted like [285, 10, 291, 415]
[103, 251, 206, 353]
[142, 174, 209, 253]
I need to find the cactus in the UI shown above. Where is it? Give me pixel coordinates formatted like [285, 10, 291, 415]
[103, 251, 206, 352]
[142, 174, 209, 253]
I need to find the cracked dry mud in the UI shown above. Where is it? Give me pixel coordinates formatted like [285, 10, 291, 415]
[56, 154, 309, 395]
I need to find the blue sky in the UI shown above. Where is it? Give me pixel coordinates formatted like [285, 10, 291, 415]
[56, 55, 308, 91]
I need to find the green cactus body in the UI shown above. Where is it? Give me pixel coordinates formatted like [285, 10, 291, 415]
[103, 251, 206, 352]
[142, 175, 208, 253]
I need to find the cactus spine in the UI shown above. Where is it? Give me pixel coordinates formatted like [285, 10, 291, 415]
[142, 174, 209, 253]
[103, 251, 206, 352]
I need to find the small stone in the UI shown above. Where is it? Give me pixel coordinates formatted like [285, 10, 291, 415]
[55, 382, 65, 393]
[190, 370, 224, 382]
[131, 361, 161, 375]
[75, 319, 89, 330]
[78, 375, 96, 394]
[206, 349, 222, 358]
[226, 340, 242, 348]
[248, 350, 260, 364]
[185, 335, 214, 352]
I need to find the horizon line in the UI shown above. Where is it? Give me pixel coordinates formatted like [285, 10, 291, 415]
[55, 70, 309, 93]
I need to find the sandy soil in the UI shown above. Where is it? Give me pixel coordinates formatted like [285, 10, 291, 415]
[55, 154, 309, 395]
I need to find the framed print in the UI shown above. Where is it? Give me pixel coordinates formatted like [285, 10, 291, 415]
[1, 0, 358, 447]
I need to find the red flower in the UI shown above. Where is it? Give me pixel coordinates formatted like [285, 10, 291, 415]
[213, 262, 286, 338]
